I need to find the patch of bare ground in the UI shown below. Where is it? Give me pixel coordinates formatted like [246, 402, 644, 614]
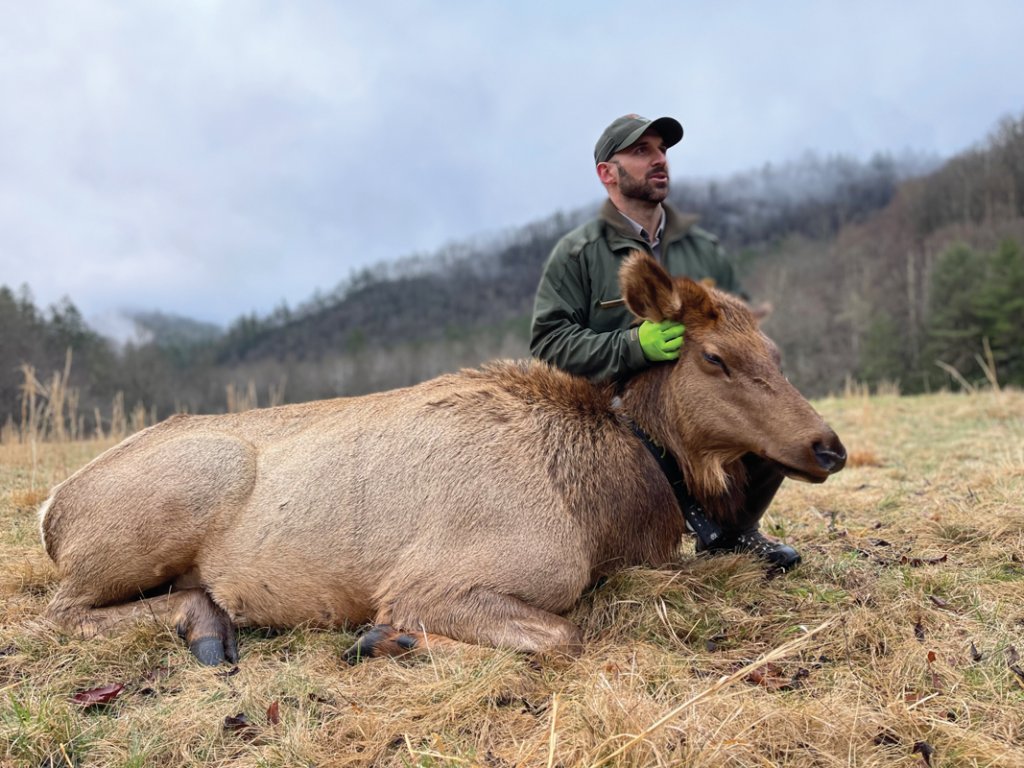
[2, 390, 1022, 766]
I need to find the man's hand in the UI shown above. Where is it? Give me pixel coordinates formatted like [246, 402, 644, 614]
[638, 319, 685, 362]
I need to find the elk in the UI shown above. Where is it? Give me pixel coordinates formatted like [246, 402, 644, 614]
[39, 253, 845, 665]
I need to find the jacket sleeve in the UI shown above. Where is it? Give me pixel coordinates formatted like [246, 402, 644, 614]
[530, 242, 649, 383]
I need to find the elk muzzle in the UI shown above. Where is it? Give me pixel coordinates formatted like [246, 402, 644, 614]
[813, 437, 847, 474]
[770, 429, 846, 484]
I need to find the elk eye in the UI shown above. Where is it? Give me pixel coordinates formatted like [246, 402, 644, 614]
[702, 352, 731, 376]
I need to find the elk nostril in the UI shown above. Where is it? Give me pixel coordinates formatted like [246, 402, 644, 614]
[813, 442, 845, 472]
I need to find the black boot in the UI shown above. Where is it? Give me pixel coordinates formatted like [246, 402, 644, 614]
[680, 455, 801, 570]
[694, 526, 801, 569]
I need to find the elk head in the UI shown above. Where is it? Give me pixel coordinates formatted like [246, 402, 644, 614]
[619, 252, 846, 499]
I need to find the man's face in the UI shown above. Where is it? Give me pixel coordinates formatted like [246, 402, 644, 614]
[606, 130, 670, 203]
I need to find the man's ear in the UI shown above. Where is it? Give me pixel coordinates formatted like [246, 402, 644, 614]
[596, 161, 616, 187]
[620, 251, 680, 321]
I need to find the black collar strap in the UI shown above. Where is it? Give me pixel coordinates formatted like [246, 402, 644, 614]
[628, 420, 724, 544]
[629, 420, 686, 490]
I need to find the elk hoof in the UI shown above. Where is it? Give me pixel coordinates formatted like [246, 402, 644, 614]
[190, 636, 229, 666]
[177, 617, 239, 666]
[342, 624, 418, 664]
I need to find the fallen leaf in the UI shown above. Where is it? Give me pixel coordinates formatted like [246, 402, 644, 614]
[901, 554, 948, 567]
[602, 661, 622, 676]
[143, 665, 171, 682]
[267, 700, 280, 725]
[746, 662, 782, 684]
[925, 651, 942, 690]
[1007, 646, 1024, 683]
[745, 662, 804, 691]
[704, 633, 726, 653]
[912, 740, 935, 766]
[903, 691, 925, 704]
[137, 665, 173, 696]
[969, 642, 983, 662]
[70, 683, 124, 708]
[873, 729, 900, 746]
[927, 595, 949, 609]
[223, 712, 255, 739]
[914, 618, 926, 642]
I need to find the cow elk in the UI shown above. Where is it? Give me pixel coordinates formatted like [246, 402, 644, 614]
[40, 253, 845, 664]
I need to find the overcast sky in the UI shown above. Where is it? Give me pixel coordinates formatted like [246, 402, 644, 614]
[3, 1, 1024, 334]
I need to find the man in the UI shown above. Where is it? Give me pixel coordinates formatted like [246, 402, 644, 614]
[530, 113, 799, 569]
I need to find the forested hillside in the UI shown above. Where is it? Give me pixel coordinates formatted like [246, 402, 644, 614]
[3, 113, 1023, 436]
[741, 115, 1024, 395]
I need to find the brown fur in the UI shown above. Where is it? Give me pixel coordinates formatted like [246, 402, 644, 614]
[39, 253, 844, 659]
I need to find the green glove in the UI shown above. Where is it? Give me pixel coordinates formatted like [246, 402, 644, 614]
[638, 319, 685, 362]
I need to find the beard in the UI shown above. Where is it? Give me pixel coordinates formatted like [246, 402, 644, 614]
[613, 161, 670, 203]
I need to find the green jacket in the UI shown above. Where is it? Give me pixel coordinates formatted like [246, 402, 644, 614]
[530, 200, 739, 383]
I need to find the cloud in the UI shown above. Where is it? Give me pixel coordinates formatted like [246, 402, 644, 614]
[1, 1, 1023, 328]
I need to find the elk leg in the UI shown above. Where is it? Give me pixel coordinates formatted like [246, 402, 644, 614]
[366, 590, 584, 660]
[174, 591, 238, 665]
[733, 454, 786, 529]
[45, 586, 237, 665]
[341, 624, 458, 664]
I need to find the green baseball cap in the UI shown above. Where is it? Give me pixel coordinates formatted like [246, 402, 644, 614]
[593, 114, 684, 165]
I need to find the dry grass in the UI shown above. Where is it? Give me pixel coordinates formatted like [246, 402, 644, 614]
[2, 390, 1023, 767]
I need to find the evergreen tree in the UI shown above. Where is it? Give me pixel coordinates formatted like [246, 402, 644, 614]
[926, 240, 1024, 387]
[973, 239, 1024, 382]
[857, 309, 906, 387]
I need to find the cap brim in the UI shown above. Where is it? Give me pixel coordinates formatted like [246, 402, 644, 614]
[649, 117, 684, 148]
[615, 117, 684, 158]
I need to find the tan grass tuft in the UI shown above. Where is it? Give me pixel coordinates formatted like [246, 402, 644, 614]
[9, 488, 50, 510]
[847, 447, 883, 467]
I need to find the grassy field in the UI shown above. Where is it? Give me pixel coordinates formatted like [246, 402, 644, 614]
[1, 389, 1022, 767]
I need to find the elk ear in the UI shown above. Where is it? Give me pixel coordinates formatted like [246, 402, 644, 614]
[620, 251, 680, 322]
[674, 276, 718, 322]
[750, 301, 773, 323]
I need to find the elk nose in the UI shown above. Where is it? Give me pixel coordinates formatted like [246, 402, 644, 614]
[812, 441, 847, 473]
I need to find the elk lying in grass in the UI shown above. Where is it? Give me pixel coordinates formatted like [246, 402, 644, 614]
[39, 253, 845, 664]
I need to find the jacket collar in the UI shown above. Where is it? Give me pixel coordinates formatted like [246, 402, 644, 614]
[599, 199, 699, 250]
